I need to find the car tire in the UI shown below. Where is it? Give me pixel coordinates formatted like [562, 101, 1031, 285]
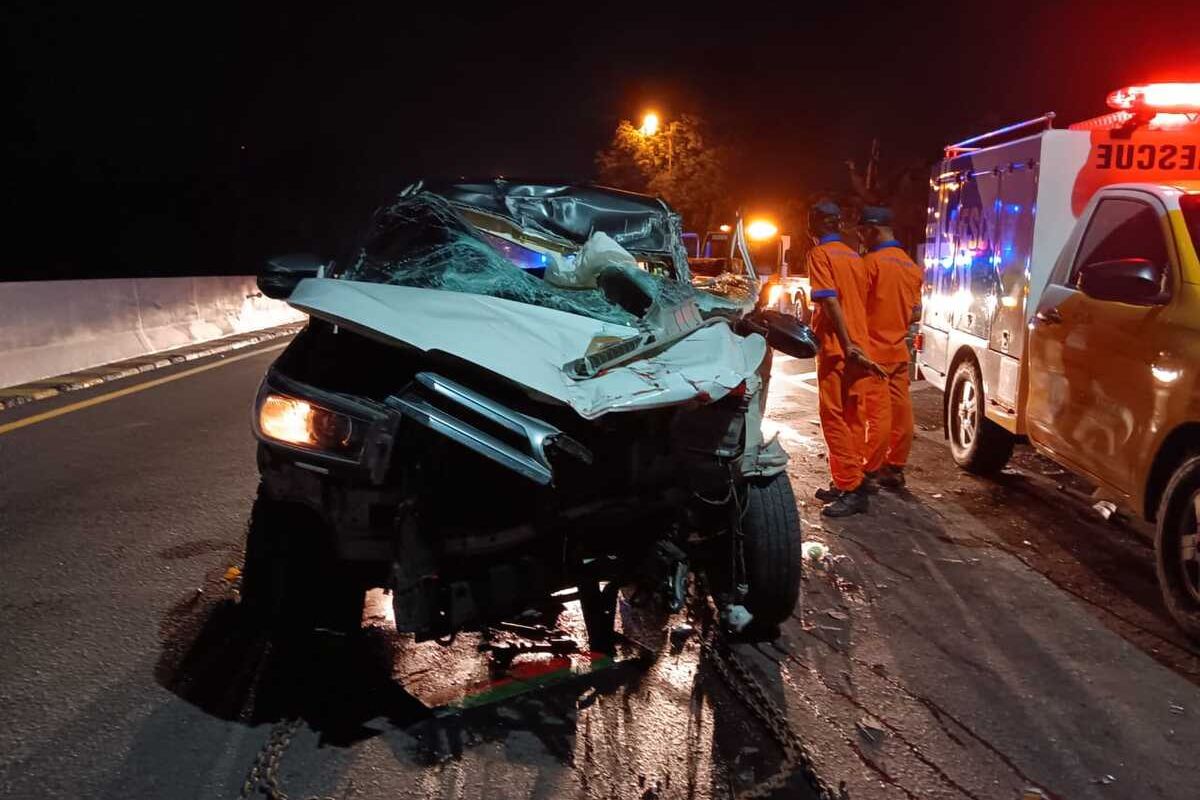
[240, 489, 364, 636]
[741, 473, 802, 627]
[947, 359, 1014, 474]
[1154, 456, 1200, 641]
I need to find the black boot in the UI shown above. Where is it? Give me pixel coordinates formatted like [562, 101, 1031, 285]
[878, 466, 906, 490]
[822, 486, 869, 517]
[815, 484, 844, 502]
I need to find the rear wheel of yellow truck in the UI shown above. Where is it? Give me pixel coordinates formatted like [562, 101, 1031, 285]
[1155, 456, 1200, 641]
[947, 359, 1014, 475]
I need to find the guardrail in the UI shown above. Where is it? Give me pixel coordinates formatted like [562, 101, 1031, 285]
[0, 276, 304, 389]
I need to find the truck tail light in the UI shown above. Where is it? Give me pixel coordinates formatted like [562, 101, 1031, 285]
[1106, 83, 1200, 113]
[913, 333, 924, 353]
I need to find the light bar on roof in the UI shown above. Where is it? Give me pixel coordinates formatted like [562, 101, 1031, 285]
[1107, 83, 1200, 113]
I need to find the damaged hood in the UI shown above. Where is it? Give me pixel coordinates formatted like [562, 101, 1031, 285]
[288, 278, 766, 420]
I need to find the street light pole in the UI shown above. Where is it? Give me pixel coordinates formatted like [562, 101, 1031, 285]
[640, 111, 676, 176]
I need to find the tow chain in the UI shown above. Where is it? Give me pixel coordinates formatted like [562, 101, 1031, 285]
[238, 637, 843, 800]
[239, 717, 335, 800]
[701, 630, 847, 800]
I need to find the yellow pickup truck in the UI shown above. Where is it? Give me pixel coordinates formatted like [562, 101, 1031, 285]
[916, 83, 1200, 638]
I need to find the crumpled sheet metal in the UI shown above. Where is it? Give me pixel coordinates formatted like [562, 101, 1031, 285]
[740, 372, 789, 478]
[338, 192, 743, 323]
[287, 279, 768, 421]
[423, 180, 688, 269]
[690, 273, 758, 310]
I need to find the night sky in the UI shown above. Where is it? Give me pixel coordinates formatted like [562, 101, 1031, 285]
[6, 0, 1198, 280]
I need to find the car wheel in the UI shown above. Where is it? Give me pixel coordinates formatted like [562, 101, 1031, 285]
[741, 472, 802, 627]
[947, 359, 1014, 474]
[1155, 456, 1200, 641]
[240, 489, 364, 636]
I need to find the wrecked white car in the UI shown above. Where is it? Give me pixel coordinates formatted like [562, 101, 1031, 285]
[246, 180, 816, 649]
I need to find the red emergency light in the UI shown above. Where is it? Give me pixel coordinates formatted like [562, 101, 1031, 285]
[1106, 83, 1200, 113]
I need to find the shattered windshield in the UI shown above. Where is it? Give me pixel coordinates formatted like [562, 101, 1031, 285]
[339, 191, 744, 325]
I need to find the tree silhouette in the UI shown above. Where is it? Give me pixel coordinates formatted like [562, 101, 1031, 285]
[595, 113, 728, 233]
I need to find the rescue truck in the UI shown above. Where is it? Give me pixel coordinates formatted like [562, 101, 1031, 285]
[916, 83, 1200, 637]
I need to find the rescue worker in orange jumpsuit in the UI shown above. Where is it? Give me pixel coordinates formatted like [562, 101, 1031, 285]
[806, 201, 882, 517]
[860, 206, 923, 489]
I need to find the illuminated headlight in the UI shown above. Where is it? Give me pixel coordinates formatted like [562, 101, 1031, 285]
[767, 284, 785, 306]
[258, 393, 360, 456]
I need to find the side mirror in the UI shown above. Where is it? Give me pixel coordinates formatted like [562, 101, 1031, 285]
[1077, 258, 1165, 306]
[259, 254, 322, 299]
[752, 309, 818, 359]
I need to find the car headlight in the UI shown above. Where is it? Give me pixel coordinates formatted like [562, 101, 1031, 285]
[767, 283, 785, 306]
[258, 393, 359, 455]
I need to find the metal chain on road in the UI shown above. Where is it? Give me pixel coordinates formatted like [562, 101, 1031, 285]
[701, 631, 848, 800]
[239, 717, 335, 800]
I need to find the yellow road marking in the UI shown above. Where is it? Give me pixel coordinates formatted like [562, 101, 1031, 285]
[0, 343, 287, 436]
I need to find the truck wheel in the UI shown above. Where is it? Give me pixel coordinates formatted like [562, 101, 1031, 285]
[947, 359, 1014, 474]
[741, 473, 802, 627]
[1154, 456, 1200, 641]
[240, 490, 364, 636]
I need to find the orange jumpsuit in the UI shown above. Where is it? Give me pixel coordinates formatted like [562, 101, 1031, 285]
[806, 235, 871, 492]
[863, 241, 924, 472]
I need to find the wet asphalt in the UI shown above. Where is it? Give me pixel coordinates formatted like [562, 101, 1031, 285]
[0, 341, 1198, 799]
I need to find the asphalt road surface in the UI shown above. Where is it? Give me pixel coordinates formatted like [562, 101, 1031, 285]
[1, 340, 1198, 800]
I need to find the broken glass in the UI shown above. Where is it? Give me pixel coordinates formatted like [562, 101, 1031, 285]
[338, 191, 745, 325]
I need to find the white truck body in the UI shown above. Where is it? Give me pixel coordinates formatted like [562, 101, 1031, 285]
[917, 120, 1200, 433]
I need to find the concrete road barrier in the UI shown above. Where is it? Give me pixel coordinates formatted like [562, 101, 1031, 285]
[0, 276, 304, 389]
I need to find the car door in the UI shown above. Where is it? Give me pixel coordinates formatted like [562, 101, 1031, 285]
[1026, 193, 1175, 493]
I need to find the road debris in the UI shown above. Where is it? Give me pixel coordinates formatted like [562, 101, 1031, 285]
[723, 604, 754, 633]
[931, 493, 944, 499]
[802, 540, 830, 563]
[670, 623, 695, 646]
[855, 717, 885, 744]
[1091, 774, 1117, 786]
[1022, 788, 1050, 800]
[1092, 500, 1119, 521]
[1168, 703, 1184, 715]
[825, 609, 849, 621]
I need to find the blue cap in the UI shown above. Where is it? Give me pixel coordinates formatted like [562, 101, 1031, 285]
[860, 206, 893, 225]
[812, 200, 841, 216]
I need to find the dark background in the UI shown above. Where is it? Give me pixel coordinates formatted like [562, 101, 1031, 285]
[5, 0, 1198, 280]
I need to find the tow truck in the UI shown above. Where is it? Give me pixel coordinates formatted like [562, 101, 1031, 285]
[688, 220, 811, 322]
[916, 82, 1200, 637]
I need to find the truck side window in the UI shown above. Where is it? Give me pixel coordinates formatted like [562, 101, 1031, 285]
[1070, 199, 1168, 288]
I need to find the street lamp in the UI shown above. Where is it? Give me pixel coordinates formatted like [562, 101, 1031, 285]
[639, 110, 676, 172]
[746, 220, 778, 241]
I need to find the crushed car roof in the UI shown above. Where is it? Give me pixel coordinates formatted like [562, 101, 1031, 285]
[422, 179, 689, 263]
